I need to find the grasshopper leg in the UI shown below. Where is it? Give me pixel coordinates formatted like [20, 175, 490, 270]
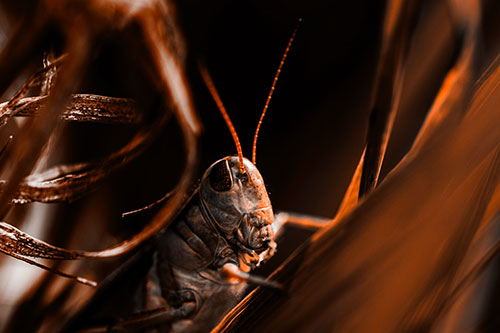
[273, 211, 332, 237]
[109, 289, 198, 331]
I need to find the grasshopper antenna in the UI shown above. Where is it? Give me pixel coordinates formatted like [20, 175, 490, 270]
[199, 63, 245, 173]
[122, 190, 174, 218]
[252, 19, 301, 165]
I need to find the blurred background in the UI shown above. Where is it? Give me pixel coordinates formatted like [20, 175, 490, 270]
[0, 0, 500, 331]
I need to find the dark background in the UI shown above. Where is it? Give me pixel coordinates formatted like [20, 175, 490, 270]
[182, 0, 383, 218]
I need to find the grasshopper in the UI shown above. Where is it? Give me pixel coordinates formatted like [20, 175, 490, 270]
[64, 20, 330, 332]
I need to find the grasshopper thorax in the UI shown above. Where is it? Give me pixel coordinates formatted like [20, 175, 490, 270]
[199, 156, 275, 267]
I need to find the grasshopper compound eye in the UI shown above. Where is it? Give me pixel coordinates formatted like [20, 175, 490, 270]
[209, 159, 234, 192]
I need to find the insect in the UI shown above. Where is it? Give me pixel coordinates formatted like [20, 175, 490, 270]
[60, 20, 329, 332]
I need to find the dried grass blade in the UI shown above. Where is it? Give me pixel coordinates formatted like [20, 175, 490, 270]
[2, 106, 169, 204]
[0, 54, 66, 117]
[358, 0, 419, 197]
[0, 222, 81, 259]
[0, 27, 90, 218]
[333, 148, 365, 222]
[0, 94, 140, 125]
[335, 0, 419, 221]
[408, 0, 480, 155]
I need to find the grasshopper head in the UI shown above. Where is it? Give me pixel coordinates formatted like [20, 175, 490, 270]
[199, 156, 275, 268]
